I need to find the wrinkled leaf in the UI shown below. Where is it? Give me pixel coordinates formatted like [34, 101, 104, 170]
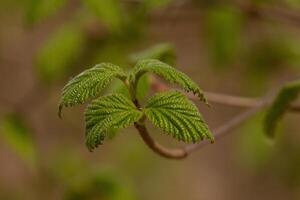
[132, 59, 208, 103]
[59, 63, 127, 117]
[144, 91, 213, 143]
[85, 94, 143, 151]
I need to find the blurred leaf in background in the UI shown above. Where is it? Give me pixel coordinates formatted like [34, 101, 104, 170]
[246, 37, 300, 75]
[204, 5, 243, 68]
[82, 0, 122, 32]
[236, 112, 273, 170]
[47, 149, 137, 200]
[142, 0, 173, 10]
[35, 24, 86, 84]
[243, 34, 300, 93]
[25, 0, 68, 25]
[264, 80, 300, 138]
[64, 169, 137, 200]
[0, 113, 37, 169]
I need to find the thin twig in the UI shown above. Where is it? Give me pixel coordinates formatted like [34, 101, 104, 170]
[132, 76, 300, 159]
[191, 92, 300, 112]
[135, 100, 268, 159]
[150, 76, 300, 111]
[135, 122, 188, 159]
[134, 95, 269, 159]
[184, 99, 268, 153]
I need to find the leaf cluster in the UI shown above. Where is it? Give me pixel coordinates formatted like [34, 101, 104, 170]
[59, 59, 213, 151]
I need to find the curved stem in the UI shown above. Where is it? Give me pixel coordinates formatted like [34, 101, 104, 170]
[134, 122, 188, 159]
[133, 76, 299, 159]
[133, 77, 278, 159]
[131, 80, 188, 159]
[134, 98, 268, 160]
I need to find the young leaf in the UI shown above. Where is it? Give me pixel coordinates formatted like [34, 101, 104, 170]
[136, 74, 150, 101]
[85, 94, 143, 151]
[264, 80, 300, 138]
[59, 63, 127, 117]
[144, 91, 213, 143]
[132, 59, 207, 103]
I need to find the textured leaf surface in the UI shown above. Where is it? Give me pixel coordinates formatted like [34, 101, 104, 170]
[264, 80, 300, 137]
[132, 59, 207, 103]
[59, 63, 127, 117]
[144, 91, 213, 143]
[85, 94, 143, 151]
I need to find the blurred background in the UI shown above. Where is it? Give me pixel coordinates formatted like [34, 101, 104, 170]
[1, 0, 300, 199]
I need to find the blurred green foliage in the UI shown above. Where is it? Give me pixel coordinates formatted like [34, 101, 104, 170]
[26, 0, 68, 25]
[0, 113, 37, 168]
[143, 0, 172, 10]
[64, 170, 137, 200]
[82, 0, 122, 31]
[36, 24, 86, 83]
[48, 150, 137, 200]
[0, 0, 300, 198]
[246, 37, 300, 74]
[204, 5, 243, 68]
[236, 112, 273, 170]
[264, 80, 300, 138]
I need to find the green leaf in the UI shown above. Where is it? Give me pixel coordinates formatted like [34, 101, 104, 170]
[26, 0, 67, 25]
[264, 80, 300, 138]
[132, 59, 207, 103]
[59, 63, 127, 117]
[136, 74, 150, 101]
[0, 114, 37, 168]
[85, 94, 143, 151]
[36, 25, 86, 83]
[82, 0, 122, 31]
[144, 91, 213, 143]
[129, 43, 176, 65]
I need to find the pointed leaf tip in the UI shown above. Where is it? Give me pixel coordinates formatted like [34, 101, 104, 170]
[58, 63, 126, 115]
[133, 59, 208, 104]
